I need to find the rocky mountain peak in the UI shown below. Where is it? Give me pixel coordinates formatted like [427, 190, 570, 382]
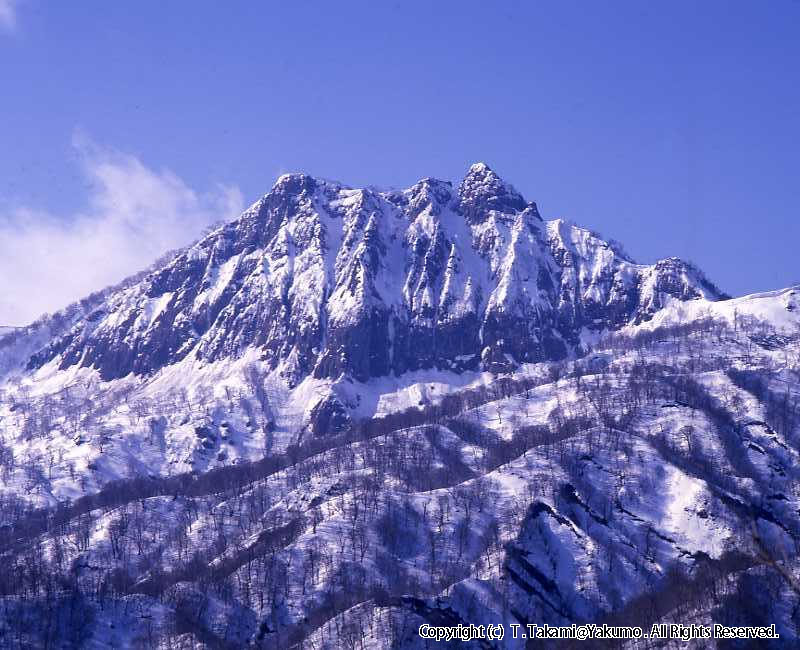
[16, 165, 728, 384]
[458, 162, 527, 223]
[272, 171, 319, 194]
[405, 177, 454, 218]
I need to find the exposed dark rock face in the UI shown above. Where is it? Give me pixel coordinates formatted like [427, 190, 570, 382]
[26, 163, 726, 382]
[308, 396, 351, 437]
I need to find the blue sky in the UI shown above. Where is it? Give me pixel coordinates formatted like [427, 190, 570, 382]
[1, 1, 798, 324]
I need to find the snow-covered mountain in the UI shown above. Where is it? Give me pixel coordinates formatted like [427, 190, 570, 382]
[20, 163, 723, 385]
[0, 165, 798, 649]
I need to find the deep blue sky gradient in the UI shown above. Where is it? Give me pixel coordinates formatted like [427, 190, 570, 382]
[1, 0, 798, 297]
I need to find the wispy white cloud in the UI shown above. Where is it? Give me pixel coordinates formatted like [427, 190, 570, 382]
[0, 133, 244, 325]
[0, 0, 18, 31]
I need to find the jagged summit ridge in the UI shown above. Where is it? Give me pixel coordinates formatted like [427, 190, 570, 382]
[25, 164, 725, 382]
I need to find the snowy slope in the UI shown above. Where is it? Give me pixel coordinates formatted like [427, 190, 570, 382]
[1, 312, 798, 648]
